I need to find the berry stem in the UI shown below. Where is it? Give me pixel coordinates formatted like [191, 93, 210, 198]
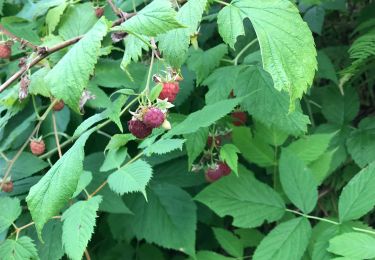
[52, 111, 63, 158]
[144, 49, 155, 102]
[233, 38, 258, 66]
[0, 24, 38, 51]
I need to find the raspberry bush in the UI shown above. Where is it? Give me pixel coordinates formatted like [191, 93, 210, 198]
[0, 0, 375, 259]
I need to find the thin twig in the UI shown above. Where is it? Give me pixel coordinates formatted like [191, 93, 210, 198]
[84, 249, 92, 260]
[52, 111, 63, 158]
[107, 0, 121, 17]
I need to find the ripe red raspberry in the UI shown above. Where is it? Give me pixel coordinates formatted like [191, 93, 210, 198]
[218, 162, 231, 176]
[159, 82, 179, 103]
[0, 44, 11, 59]
[95, 7, 104, 18]
[1, 181, 13, 193]
[53, 100, 65, 111]
[30, 139, 45, 155]
[205, 165, 224, 183]
[128, 119, 152, 139]
[231, 111, 247, 126]
[207, 136, 222, 147]
[143, 108, 165, 128]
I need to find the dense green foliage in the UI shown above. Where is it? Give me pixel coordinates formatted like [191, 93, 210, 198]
[1, 0, 375, 259]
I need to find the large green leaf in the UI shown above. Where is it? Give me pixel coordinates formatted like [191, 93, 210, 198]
[232, 127, 275, 167]
[235, 66, 310, 136]
[0, 152, 48, 181]
[46, 2, 67, 34]
[113, 0, 183, 37]
[47, 18, 108, 112]
[279, 149, 318, 214]
[213, 228, 243, 258]
[328, 232, 375, 259]
[144, 139, 185, 156]
[62, 196, 102, 260]
[346, 118, 375, 167]
[184, 127, 209, 167]
[0, 236, 38, 260]
[32, 220, 64, 260]
[0, 197, 21, 233]
[285, 133, 334, 163]
[158, 0, 208, 67]
[26, 131, 93, 239]
[107, 159, 153, 198]
[253, 218, 311, 260]
[166, 97, 243, 137]
[217, 0, 317, 104]
[123, 183, 197, 256]
[121, 34, 149, 70]
[58, 2, 98, 39]
[187, 44, 228, 85]
[338, 162, 375, 222]
[195, 168, 285, 228]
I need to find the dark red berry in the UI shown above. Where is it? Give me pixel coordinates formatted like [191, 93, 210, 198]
[229, 90, 235, 98]
[159, 82, 180, 103]
[95, 7, 104, 18]
[205, 165, 224, 183]
[0, 44, 11, 59]
[1, 181, 13, 193]
[218, 162, 231, 176]
[53, 100, 65, 111]
[231, 111, 247, 126]
[30, 140, 45, 155]
[128, 119, 152, 139]
[143, 108, 165, 128]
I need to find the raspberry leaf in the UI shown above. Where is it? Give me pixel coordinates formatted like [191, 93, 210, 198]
[47, 18, 109, 113]
[253, 218, 311, 260]
[328, 232, 375, 259]
[26, 130, 94, 240]
[219, 144, 240, 175]
[144, 138, 185, 156]
[62, 196, 102, 260]
[107, 159, 153, 199]
[0, 197, 21, 233]
[212, 228, 244, 258]
[112, 0, 184, 37]
[121, 34, 149, 70]
[195, 166, 285, 228]
[158, 0, 208, 68]
[217, 0, 317, 106]
[0, 236, 38, 260]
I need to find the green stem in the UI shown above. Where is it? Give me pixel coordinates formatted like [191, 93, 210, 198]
[144, 51, 155, 100]
[233, 38, 258, 65]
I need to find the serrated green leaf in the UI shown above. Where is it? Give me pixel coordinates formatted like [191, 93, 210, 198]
[123, 183, 197, 256]
[321, 86, 359, 125]
[286, 133, 334, 164]
[254, 121, 288, 146]
[309, 148, 339, 184]
[304, 6, 325, 35]
[113, 0, 183, 37]
[73, 113, 107, 138]
[217, 0, 317, 104]
[28, 67, 51, 97]
[107, 95, 127, 132]
[279, 149, 318, 214]
[253, 218, 311, 260]
[184, 127, 209, 167]
[213, 228, 243, 258]
[166, 97, 243, 137]
[158, 0, 208, 67]
[62, 196, 102, 260]
[187, 44, 228, 85]
[339, 162, 375, 222]
[0, 197, 21, 233]
[328, 232, 375, 259]
[194, 251, 235, 260]
[47, 18, 108, 112]
[0, 152, 49, 181]
[58, 3, 98, 39]
[101, 147, 128, 172]
[72, 171, 93, 198]
[195, 170, 285, 228]
[346, 117, 375, 167]
[232, 127, 276, 167]
[144, 139, 185, 156]
[219, 144, 239, 175]
[108, 159, 153, 198]
[46, 2, 67, 34]
[26, 131, 93, 239]
[105, 134, 136, 152]
[234, 228, 264, 248]
[149, 84, 163, 102]
[121, 34, 150, 70]
[33, 220, 64, 260]
[0, 236, 38, 260]
[236, 66, 310, 135]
